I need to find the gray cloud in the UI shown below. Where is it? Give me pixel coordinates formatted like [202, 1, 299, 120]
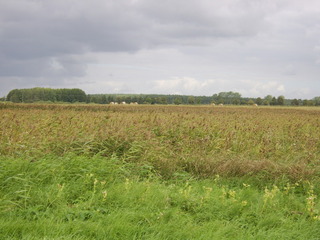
[1, 0, 320, 98]
[0, 0, 266, 60]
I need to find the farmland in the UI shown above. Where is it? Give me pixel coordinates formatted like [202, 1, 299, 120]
[1, 103, 320, 239]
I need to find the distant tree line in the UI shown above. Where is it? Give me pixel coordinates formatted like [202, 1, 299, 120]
[86, 94, 213, 105]
[6, 88, 87, 103]
[3, 88, 320, 106]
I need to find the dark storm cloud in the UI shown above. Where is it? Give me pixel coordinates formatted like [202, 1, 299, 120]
[0, 0, 269, 77]
[0, 0, 145, 79]
[1, 1, 151, 56]
[1, 0, 320, 98]
[138, 0, 267, 38]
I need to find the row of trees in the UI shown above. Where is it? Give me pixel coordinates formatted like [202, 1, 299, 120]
[6, 88, 87, 103]
[3, 88, 320, 106]
[87, 94, 213, 105]
[80, 92, 320, 106]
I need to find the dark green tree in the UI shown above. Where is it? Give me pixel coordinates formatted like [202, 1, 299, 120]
[7, 88, 86, 103]
[291, 99, 299, 106]
[247, 99, 255, 105]
[256, 97, 263, 105]
[270, 97, 277, 105]
[7, 89, 22, 103]
[264, 95, 273, 105]
[303, 100, 315, 106]
[212, 91, 241, 105]
[313, 97, 320, 106]
[188, 96, 195, 104]
[277, 96, 285, 106]
[101, 95, 107, 104]
[174, 97, 182, 105]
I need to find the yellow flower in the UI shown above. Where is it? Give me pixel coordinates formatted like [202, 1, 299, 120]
[102, 190, 108, 200]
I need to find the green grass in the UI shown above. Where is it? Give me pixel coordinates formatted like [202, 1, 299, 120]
[1, 154, 320, 239]
[1, 104, 320, 239]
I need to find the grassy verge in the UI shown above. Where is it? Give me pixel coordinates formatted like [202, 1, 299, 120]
[1, 154, 320, 239]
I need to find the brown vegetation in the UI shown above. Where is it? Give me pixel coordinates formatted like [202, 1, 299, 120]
[1, 103, 320, 180]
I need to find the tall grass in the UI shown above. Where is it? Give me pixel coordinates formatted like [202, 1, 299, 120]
[1, 104, 319, 179]
[1, 154, 320, 239]
[1, 104, 320, 239]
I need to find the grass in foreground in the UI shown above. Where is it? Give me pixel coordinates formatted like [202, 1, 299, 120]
[1, 154, 320, 239]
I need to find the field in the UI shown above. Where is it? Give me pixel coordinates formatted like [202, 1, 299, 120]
[1, 103, 320, 239]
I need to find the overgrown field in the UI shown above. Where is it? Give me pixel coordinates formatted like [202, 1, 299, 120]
[1, 103, 320, 239]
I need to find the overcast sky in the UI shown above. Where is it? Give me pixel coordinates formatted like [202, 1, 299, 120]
[1, 0, 320, 99]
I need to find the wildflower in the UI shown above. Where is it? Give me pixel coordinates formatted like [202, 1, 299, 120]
[125, 178, 131, 190]
[241, 201, 248, 206]
[102, 190, 107, 201]
[101, 181, 106, 186]
[94, 178, 98, 185]
[313, 216, 320, 221]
